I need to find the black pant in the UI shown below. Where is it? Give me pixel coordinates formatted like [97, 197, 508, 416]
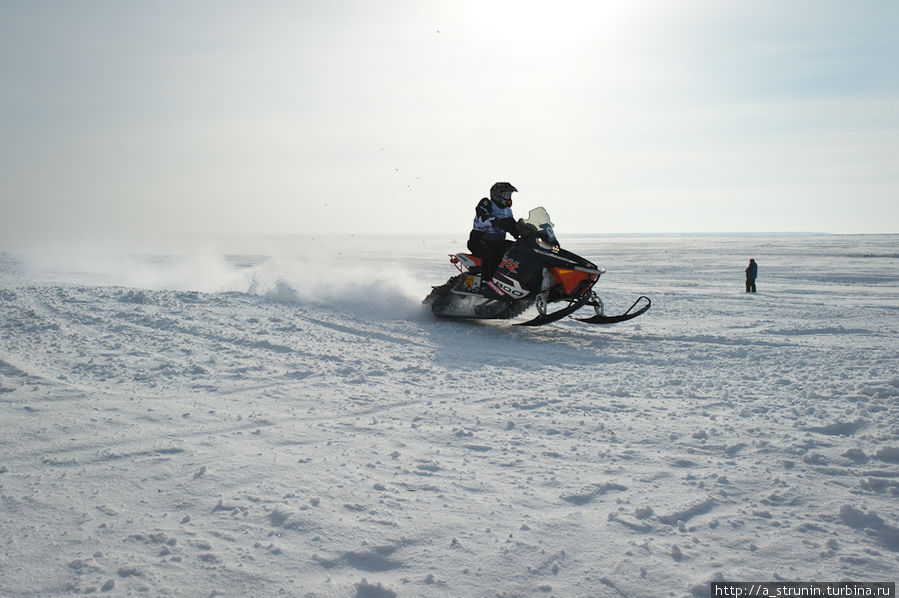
[468, 234, 509, 279]
[746, 278, 756, 293]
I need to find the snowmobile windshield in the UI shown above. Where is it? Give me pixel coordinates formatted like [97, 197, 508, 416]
[523, 207, 557, 244]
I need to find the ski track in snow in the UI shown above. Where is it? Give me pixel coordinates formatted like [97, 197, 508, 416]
[1, 234, 898, 597]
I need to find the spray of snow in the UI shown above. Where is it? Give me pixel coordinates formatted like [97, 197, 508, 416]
[246, 257, 424, 318]
[18, 241, 425, 319]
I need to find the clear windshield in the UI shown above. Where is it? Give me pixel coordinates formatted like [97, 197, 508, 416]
[523, 207, 557, 244]
[523, 207, 553, 229]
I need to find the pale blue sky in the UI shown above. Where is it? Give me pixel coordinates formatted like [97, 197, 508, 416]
[1, 0, 897, 242]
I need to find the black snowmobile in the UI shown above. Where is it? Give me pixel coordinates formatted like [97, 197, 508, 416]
[423, 207, 651, 326]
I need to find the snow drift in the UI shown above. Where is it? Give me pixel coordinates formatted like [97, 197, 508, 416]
[1, 233, 898, 597]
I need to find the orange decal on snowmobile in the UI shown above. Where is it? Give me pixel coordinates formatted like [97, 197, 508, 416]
[551, 268, 589, 295]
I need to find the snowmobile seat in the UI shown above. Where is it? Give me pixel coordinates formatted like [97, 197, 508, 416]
[450, 253, 483, 274]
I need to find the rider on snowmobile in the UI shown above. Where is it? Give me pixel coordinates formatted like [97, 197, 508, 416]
[467, 182, 521, 278]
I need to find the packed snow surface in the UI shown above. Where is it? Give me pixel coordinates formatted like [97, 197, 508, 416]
[1, 233, 898, 597]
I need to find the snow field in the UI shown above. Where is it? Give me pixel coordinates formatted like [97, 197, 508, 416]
[1, 233, 898, 597]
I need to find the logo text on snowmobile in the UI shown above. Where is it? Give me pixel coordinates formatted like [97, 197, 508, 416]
[498, 258, 519, 274]
[492, 274, 529, 299]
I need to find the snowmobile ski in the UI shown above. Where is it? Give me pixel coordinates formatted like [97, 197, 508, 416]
[576, 296, 651, 325]
[516, 292, 595, 326]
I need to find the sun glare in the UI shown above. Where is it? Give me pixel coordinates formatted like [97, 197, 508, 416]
[460, 0, 632, 44]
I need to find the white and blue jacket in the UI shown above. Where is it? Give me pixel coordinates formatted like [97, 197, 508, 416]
[471, 198, 516, 241]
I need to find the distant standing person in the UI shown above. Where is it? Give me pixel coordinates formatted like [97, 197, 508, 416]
[745, 258, 758, 293]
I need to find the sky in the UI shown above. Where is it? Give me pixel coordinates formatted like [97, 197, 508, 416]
[1, 0, 898, 244]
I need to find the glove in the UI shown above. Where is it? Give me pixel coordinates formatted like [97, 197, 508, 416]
[516, 219, 539, 236]
[475, 198, 492, 220]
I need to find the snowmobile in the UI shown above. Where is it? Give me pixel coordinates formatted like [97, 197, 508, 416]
[423, 207, 651, 327]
